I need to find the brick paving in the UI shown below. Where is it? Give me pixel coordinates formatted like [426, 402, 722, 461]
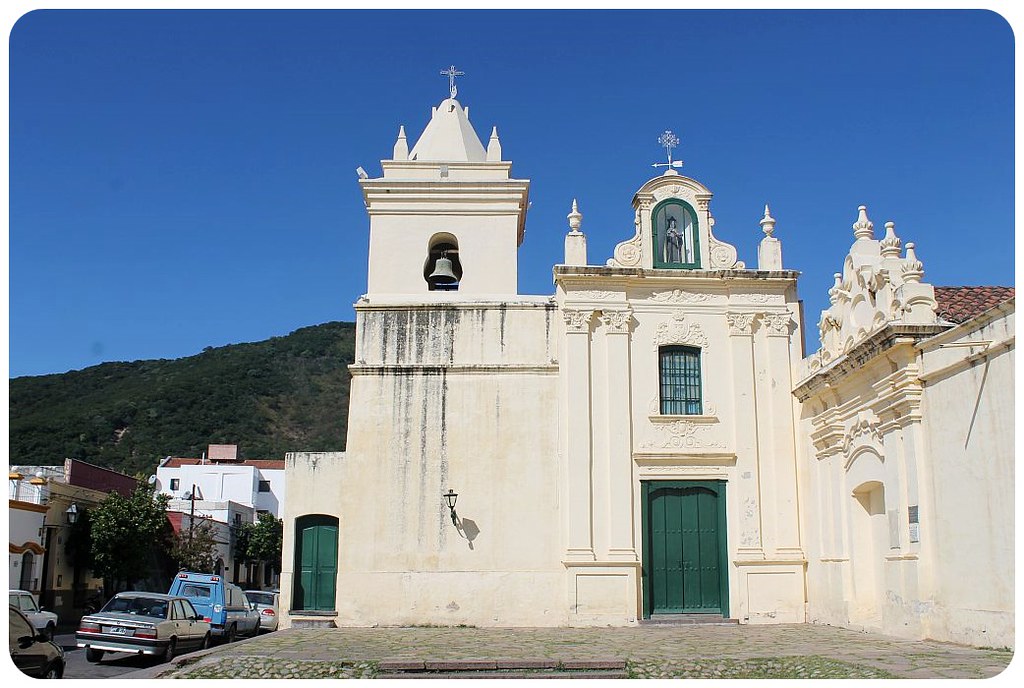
[124, 624, 1015, 679]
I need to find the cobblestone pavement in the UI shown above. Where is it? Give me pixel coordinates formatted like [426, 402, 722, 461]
[124, 624, 1014, 680]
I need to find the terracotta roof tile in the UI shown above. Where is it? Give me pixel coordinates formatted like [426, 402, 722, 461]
[934, 286, 1014, 324]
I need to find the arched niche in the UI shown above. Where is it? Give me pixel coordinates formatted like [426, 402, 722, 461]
[423, 232, 463, 291]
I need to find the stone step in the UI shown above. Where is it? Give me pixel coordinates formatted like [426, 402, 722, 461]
[378, 670, 629, 679]
[288, 618, 337, 629]
[376, 658, 627, 679]
[640, 614, 739, 626]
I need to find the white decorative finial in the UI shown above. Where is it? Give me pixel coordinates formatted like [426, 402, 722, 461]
[486, 126, 501, 162]
[902, 242, 924, 282]
[652, 130, 683, 173]
[760, 203, 776, 237]
[567, 199, 583, 234]
[853, 205, 874, 240]
[393, 125, 409, 161]
[879, 221, 901, 258]
[440, 64, 464, 99]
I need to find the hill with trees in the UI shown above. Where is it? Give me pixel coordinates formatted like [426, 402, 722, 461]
[8, 321, 356, 477]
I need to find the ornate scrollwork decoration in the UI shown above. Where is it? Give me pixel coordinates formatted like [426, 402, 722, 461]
[598, 308, 632, 333]
[727, 312, 758, 336]
[762, 312, 793, 337]
[652, 311, 709, 351]
[562, 308, 594, 333]
[651, 289, 711, 303]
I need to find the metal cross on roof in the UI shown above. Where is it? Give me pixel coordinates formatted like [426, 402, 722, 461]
[440, 65, 465, 100]
[652, 130, 684, 170]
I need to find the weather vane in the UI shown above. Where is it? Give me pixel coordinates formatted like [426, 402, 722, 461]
[652, 130, 684, 170]
[440, 65, 465, 99]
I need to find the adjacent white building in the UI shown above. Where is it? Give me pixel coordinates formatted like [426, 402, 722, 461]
[156, 444, 286, 518]
[157, 444, 285, 587]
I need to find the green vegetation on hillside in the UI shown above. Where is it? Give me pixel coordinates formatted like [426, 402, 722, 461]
[9, 322, 356, 477]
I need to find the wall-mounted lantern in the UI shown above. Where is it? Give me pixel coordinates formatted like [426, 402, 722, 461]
[65, 503, 80, 525]
[443, 489, 459, 525]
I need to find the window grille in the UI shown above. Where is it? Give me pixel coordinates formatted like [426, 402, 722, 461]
[659, 346, 702, 415]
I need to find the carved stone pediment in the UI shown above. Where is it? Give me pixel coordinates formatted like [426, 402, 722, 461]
[805, 208, 941, 372]
[607, 173, 743, 270]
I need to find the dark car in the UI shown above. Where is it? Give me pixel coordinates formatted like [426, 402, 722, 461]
[9, 605, 65, 679]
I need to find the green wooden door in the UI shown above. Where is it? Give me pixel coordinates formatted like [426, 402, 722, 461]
[643, 481, 727, 616]
[294, 515, 338, 611]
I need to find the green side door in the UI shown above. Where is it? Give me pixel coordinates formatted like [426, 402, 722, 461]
[643, 481, 728, 617]
[294, 515, 338, 611]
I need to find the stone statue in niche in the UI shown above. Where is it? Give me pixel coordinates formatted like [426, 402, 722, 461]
[664, 216, 684, 263]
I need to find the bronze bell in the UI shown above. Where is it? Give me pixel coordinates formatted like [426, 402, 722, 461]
[428, 255, 458, 285]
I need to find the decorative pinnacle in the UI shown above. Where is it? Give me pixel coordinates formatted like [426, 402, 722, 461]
[879, 221, 901, 257]
[567, 199, 583, 233]
[652, 130, 683, 172]
[440, 64, 464, 100]
[393, 125, 409, 160]
[902, 242, 924, 282]
[853, 205, 874, 240]
[828, 272, 843, 304]
[760, 203, 776, 237]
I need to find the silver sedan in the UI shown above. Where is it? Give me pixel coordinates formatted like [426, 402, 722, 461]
[76, 591, 211, 663]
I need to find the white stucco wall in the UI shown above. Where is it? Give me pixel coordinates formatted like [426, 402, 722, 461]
[916, 305, 1015, 647]
[281, 301, 562, 628]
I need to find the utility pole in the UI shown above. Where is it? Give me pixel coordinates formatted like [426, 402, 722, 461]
[185, 484, 201, 543]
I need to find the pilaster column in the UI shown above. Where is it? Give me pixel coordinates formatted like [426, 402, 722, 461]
[762, 311, 802, 557]
[598, 308, 637, 561]
[563, 308, 596, 561]
[727, 312, 765, 558]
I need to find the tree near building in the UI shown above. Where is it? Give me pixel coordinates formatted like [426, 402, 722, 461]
[233, 513, 284, 582]
[169, 517, 219, 573]
[89, 484, 171, 596]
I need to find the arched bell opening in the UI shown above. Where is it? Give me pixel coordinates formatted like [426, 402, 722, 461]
[423, 233, 463, 291]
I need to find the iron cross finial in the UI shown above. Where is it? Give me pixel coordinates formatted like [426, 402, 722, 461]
[440, 65, 465, 100]
[652, 130, 683, 170]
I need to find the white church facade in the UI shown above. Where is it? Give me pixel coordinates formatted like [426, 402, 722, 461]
[279, 88, 1013, 648]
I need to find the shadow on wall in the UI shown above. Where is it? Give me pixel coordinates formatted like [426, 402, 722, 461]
[455, 518, 480, 550]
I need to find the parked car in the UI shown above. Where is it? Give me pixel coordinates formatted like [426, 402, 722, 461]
[9, 606, 65, 678]
[167, 572, 260, 643]
[9, 589, 59, 641]
[76, 591, 211, 663]
[244, 590, 280, 632]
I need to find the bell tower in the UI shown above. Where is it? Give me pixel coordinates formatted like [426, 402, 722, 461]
[358, 79, 530, 298]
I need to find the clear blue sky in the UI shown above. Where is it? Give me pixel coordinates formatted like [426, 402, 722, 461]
[8, 9, 1015, 378]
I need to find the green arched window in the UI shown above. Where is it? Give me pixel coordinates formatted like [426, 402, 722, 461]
[652, 199, 700, 269]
